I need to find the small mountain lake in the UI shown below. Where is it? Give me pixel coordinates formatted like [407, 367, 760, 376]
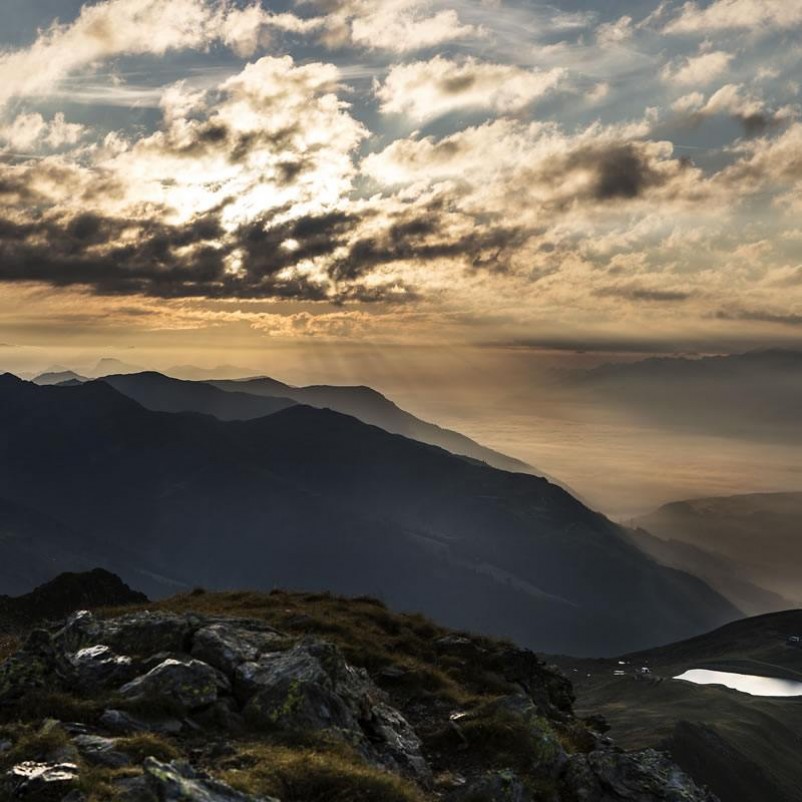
[674, 669, 802, 697]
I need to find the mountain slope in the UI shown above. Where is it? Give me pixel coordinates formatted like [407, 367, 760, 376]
[101, 372, 296, 420]
[209, 376, 534, 474]
[0, 375, 738, 655]
[633, 492, 802, 606]
[553, 610, 802, 802]
[626, 526, 795, 616]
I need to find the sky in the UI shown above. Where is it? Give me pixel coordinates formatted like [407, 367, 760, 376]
[0, 0, 801, 362]
[1, 0, 802, 514]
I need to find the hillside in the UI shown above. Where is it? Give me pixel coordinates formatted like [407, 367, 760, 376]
[207, 375, 533, 475]
[632, 492, 802, 606]
[0, 572, 715, 802]
[0, 375, 738, 656]
[625, 527, 794, 617]
[553, 610, 802, 802]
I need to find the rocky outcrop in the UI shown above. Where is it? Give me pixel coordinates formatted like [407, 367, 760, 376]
[236, 638, 429, 780]
[0, 605, 718, 802]
[564, 749, 718, 801]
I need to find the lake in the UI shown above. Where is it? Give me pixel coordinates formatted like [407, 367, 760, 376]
[674, 669, 802, 697]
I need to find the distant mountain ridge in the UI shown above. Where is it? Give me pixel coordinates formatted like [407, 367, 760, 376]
[0, 374, 738, 655]
[564, 348, 802, 443]
[91, 370, 535, 476]
[632, 491, 802, 607]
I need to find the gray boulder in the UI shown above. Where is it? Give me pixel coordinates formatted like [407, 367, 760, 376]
[191, 622, 283, 674]
[54, 611, 197, 657]
[3, 761, 79, 800]
[120, 657, 229, 712]
[236, 639, 429, 780]
[119, 757, 277, 802]
[66, 644, 137, 690]
[100, 709, 183, 735]
[72, 734, 133, 768]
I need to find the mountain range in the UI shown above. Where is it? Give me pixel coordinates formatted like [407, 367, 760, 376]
[35, 368, 534, 476]
[0, 374, 738, 656]
[563, 349, 802, 443]
[631, 492, 802, 610]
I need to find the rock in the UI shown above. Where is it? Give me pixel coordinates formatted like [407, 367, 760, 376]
[236, 640, 362, 730]
[72, 734, 132, 768]
[120, 658, 229, 711]
[139, 757, 277, 801]
[237, 639, 429, 781]
[51, 611, 103, 655]
[53, 610, 198, 658]
[3, 761, 79, 800]
[448, 770, 533, 802]
[364, 701, 431, 780]
[191, 622, 283, 674]
[100, 709, 183, 735]
[66, 644, 137, 690]
[563, 749, 718, 801]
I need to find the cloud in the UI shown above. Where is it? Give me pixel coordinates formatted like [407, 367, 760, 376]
[671, 84, 796, 135]
[596, 284, 693, 302]
[662, 50, 734, 86]
[0, 0, 317, 108]
[719, 122, 802, 191]
[702, 83, 794, 135]
[665, 1, 802, 34]
[0, 56, 374, 301]
[376, 57, 565, 121]
[715, 307, 802, 327]
[314, 0, 478, 52]
[0, 113, 85, 151]
[363, 118, 706, 210]
[596, 15, 634, 47]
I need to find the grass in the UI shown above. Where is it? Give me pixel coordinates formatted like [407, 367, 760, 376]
[0, 690, 107, 726]
[0, 720, 72, 771]
[115, 732, 182, 763]
[218, 742, 426, 802]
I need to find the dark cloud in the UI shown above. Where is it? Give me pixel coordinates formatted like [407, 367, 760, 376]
[330, 206, 527, 280]
[0, 207, 339, 300]
[480, 337, 707, 355]
[596, 285, 692, 303]
[715, 308, 802, 327]
[0, 202, 423, 303]
[440, 74, 476, 93]
[526, 141, 695, 207]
